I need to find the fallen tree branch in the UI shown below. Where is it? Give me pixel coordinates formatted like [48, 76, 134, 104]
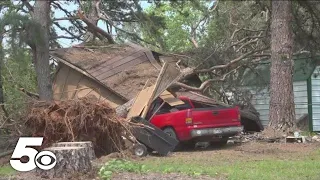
[195, 47, 269, 73]
[19, 88, 39, 99]
[51, 1, 85, 32]
[235, 38, 261, 52]
[77, 10, 115, 44]
[175, 66, 242, 92]
[53, 16, 79, 21]
[90, 2, 160, 47]
[53, 22, 84, 41]
[190, 37, 199, 48]
[174, 45, 269, 92]
[231, 28, 265, 39]
[229, 35, 265, 49]
[51, 35, 82, 40]
[189, 15, 208, 48]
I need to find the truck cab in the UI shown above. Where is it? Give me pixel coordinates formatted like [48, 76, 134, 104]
[147, 96, 243, 145]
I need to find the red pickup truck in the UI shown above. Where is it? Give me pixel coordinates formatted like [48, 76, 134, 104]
[147, 96, 243, 146]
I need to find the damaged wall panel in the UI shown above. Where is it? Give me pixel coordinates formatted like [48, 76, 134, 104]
[53, 64, 126, 108]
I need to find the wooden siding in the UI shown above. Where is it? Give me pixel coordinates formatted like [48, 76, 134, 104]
[311, 66, 320, 131]
[249, 81, 308, 127]
[53, 64, 126, 108]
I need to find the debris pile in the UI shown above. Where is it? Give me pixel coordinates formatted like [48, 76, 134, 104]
[231, 132, 283, 143]
[234, 131, 320, 144]
[238, 133, 265, 142]
[312, 135, 320, 142]
[25, 97, 132, 157]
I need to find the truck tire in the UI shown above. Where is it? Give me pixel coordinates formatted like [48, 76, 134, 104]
[133, 143, 148, 157]
[163, 127, 178, 140]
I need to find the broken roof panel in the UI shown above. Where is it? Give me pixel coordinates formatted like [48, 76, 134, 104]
[51, 43, 165, 100]
[175, 91, 217, 105]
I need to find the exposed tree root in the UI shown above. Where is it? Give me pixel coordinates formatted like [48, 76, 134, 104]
[25, 97, 135, 157]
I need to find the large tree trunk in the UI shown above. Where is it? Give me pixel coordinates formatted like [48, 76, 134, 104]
[33, 0, 53, 101]
[0, 29, 8, 119]
[268, 0, 296, 133]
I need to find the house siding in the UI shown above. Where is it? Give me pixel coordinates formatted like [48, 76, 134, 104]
[249, 81, 308, 127]
[311, 66, 320, 131]
[53, 64, 126, 108]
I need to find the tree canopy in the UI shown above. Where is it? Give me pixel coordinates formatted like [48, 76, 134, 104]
[0, 0, 319, 132]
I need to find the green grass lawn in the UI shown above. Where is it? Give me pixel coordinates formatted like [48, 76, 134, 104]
[0, 164, 16, 176]
[137, 147, 320, 180]
[2, 143, 319, 180]
[140, 154, 320, 180]
[99, 143, 320, 180]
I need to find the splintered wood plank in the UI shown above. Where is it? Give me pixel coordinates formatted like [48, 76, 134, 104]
[127, 85, 155, 119]
[141, 62, 181, 118]
[145, 51, 161, 70]
[152, 62, 181, 100]
[140, 63, 168, 118]
[160, 90, 185, 106]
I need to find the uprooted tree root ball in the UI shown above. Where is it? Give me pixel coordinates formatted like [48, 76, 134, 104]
[25, 97, 133, 157]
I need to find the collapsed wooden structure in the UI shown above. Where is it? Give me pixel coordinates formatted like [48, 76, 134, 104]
[50, 42, 263, 132]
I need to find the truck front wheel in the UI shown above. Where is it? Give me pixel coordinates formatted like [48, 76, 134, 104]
[163, 127, 178, 140]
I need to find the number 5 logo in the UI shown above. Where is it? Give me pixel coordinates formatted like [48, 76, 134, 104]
[10, 137, 56, 172]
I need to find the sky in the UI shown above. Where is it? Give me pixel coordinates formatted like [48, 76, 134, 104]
[54, 1, 151, 47]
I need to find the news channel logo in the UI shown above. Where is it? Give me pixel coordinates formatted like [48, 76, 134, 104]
[10, 137, 56, 172]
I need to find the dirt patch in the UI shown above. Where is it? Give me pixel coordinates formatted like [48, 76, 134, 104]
[9, 171, 216, 180]
[94, 149, 140, 166]
[234, 142, 319, 154]
[141, 141, 320, 165]
[11, 169, 98, 180]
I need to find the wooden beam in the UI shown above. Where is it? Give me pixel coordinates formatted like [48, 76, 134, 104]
[141, 63, 168, 118]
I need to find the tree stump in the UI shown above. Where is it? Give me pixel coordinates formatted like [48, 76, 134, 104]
[52, 141, 96, 160]
[36, 146, 92, 179]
